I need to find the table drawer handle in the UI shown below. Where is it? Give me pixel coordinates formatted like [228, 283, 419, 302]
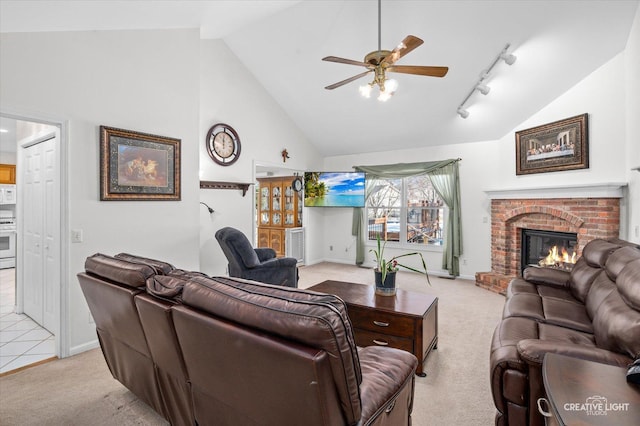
[373, 339, 389, 346]
[536, 397, 553, 418]
[373, 320, 390, 327]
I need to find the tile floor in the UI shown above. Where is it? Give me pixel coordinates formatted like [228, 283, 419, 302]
[0, 268, 56, 375]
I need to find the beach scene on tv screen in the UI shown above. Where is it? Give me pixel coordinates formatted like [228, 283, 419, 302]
[304, 172, 365, 207]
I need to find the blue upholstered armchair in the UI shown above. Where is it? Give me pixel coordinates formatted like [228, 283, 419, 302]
[215, 227, 298, 287]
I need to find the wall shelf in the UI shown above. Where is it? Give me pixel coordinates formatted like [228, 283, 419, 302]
[199, 181, 252, 196]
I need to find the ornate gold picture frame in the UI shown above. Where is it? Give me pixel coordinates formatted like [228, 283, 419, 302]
[515, 114, 589, 175]
[100, 126, 181, 200]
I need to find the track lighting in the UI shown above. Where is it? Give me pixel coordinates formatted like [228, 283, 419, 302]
[476, 84, 490, 95]
[501, 53, 517, 66]
[457, 108, 469, 119]
[456, 43, 516, 119]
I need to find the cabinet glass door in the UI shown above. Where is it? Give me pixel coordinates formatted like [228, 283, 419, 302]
[284, 183, 294, 225]
[271, 183, 282, 224]
[260, 186, 270, 225]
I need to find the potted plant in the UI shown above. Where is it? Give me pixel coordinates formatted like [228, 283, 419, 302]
[370, 234, 431, 295]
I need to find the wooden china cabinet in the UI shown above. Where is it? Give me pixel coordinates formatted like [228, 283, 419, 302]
[257, 176, 302, 257]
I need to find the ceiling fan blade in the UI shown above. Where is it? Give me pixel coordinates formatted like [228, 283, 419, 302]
[382, 35, 424, 65]
[387, 65, 449, 77]
[324, 71, 372, 90]
[322, 56, 371, 67]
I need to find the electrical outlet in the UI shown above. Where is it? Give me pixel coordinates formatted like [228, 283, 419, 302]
[482, 216, 488, 223]
[71, 229, 83, 243]
[329, 245, 333, 251]
[463, 258, 468, 265]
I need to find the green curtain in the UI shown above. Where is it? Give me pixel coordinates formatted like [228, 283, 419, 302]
[351, 207, 365, 264]
[353, 159, 462, 276]
[352, 176, 382, 265]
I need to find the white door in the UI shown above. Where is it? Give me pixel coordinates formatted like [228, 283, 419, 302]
[21, 135, 58, 334]
[42, 138, 59, 334]
[22, 140, 44, 325]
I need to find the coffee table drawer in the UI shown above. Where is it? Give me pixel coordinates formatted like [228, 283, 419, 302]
[354, 328, 414, 353]
[348, 306, 415, 338]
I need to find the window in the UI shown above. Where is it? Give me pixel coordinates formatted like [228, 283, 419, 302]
[366, 175, 445, 246]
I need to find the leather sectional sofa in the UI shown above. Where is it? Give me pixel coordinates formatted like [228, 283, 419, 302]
[490, 238, 640, 426]
[77, 253, 418, 426]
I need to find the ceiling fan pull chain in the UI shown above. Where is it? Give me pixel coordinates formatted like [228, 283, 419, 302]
[378, 0, 382, 53]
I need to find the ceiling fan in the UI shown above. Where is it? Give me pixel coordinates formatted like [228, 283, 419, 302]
[322, 0, 448, 100]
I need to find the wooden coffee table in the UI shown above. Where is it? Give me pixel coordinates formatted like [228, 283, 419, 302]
[308, 280, 438, 377]
[542, 353, 640, 425]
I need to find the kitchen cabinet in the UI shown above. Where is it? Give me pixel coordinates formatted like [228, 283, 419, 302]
[0, 164, 16, 184]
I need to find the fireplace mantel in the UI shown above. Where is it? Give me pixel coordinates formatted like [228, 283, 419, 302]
[484, 182, 627, 200]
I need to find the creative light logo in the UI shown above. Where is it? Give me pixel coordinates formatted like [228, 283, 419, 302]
[564, 395, 630, 416]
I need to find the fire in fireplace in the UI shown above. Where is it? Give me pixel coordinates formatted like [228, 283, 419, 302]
[520, 229, 578, 275]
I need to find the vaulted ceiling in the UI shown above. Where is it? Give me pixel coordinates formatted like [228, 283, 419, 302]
[1, 1, 638, 156]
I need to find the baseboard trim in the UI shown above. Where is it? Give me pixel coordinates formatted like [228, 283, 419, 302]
[68, 339, 100, 357]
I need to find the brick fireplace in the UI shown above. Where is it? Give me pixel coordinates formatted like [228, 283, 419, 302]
[475, 184, 626, 294]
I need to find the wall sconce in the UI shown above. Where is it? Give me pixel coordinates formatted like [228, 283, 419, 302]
[456, 43, 516, 119]
[200, 202, 214, 214]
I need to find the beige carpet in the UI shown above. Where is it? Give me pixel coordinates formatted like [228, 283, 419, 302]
[0, 262, 504, 425]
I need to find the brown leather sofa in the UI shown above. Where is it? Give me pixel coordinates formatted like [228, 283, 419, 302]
[78, 253, 418, 426]
[489, 238, 640, 426]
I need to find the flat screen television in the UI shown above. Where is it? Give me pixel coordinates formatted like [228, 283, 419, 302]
[304, 172, 365, 207]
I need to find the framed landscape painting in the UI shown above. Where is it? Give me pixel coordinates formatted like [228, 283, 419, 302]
[100, 126, 181, 200]
[515, 113, 589, 175]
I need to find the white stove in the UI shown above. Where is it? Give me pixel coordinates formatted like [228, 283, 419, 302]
[0, 211, 16, 269]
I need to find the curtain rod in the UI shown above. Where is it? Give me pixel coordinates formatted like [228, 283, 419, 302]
[352, 158, 461, 169]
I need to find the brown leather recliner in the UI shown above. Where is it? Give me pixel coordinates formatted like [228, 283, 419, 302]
[78, 253, 418, 426]
[489, 239, 640, 426]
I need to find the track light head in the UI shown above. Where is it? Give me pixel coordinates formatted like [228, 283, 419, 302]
[457, 108, 469, 119]
[501, 53, 517, 65]
[476, 84, 491, 95]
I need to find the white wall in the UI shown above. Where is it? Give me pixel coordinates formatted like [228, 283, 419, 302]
[0, 29, 201, 354]
[0, 29, 323, 356]
[198, 39, 323, 276]
[323, 48, 634, 279]
[625, 5, 640, 244]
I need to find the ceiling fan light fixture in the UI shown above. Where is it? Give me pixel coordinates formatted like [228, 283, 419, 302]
[359, 83, 373, 98]
[377, 78, 398, 102]
[476, 83, 491, 95]
[378, 91, 393, 102]
[384, 78, 398, 92]
[457, 108, 470, 119]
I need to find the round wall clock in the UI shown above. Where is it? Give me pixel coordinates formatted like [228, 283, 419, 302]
[206, 123, 241, 166]
[292, 177, 303, 192]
